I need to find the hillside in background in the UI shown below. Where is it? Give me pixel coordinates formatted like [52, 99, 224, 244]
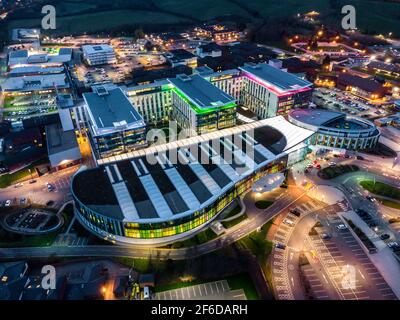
[3, 0, 400, 37]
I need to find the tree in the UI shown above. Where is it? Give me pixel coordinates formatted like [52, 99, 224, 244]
[134, 28, 145, 40]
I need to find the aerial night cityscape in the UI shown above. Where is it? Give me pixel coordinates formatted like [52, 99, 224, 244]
[1, 0, 400, 313]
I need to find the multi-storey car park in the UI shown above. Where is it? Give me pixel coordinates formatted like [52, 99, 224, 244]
[71, 116, 314, 245]
[288, 109, 380, 151]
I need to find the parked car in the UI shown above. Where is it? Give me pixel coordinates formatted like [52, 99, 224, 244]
[366, 195, 376, 202]
[289, 209, 301, 217]
[275, 243, 286, 250]
[387, 242, 399, 249]
[321, 233, 332, 240]
[5, 200, 12, 207]
[337, 224, 348, 230]
[283, 219, 295, 226]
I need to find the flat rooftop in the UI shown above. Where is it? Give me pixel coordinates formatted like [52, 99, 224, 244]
[46, 123, 79, 156]
[289, 109, 375, 130]
[240, 63, 313, 93]
[168, 74, 236, 110]
[83, 87, 145, 135]
[82, 44, 114, 55]
[290, 109, 345, 127]
[1, 73, 69, 92]
[8, 49, 72, 67]
[168, 49, 196, 60]
[73, 116, 314, 223]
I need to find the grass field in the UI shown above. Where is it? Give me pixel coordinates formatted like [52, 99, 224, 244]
[0, 158, 49, 189]
[360, 180, 400, 201]
[238, 220, 273, 265]
[255, 200, 274, 209]
[222, 213, 247, 229]
[5, 0, 400, 36]
[318, 164, 359, 180]
[165, 228, 218, 249]
[7, 10, 193, 35]
[377, 198, 400, 210]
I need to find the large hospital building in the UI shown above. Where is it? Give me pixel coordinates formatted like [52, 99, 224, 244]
[70, 62, 315, 244]
[72, 116, 314, 245]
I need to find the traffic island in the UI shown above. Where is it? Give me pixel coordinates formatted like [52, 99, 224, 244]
[318, 164, 359, 180]
[359, 180, 400, 201]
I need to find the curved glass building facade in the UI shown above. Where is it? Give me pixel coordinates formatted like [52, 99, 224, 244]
[71, 117, 314, 245]
[288, 109, 380, 151]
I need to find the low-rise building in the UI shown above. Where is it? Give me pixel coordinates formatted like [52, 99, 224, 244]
[46, 122, 82, 171]
[337, 73, 386, 101]
[8, 48, 72, 69]
[196, 42, 222, 58]
[367, 60, 400, 79]
[1, 73, 70, 95]
[165, 49, 198, 68]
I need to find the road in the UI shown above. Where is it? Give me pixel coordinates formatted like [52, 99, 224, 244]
[0, 188, 309, 260]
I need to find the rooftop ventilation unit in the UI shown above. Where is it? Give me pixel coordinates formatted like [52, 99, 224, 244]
[95, 86, 109, 96]
[177, 74, 192, 82]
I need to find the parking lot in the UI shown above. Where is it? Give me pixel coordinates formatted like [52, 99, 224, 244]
[300, 264, 330, 299]
[308, 216, 397, 300]
[2, 94, 58, 122]
[53, 234, 89, 247]
[155, 280, 246, 300]
[313, 87, 387, 118]
[3, 208, 62, 234]
[271, 198, 326, 300]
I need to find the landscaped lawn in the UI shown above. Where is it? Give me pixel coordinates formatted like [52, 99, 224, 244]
[226, 273, 259, 300]
[0, 158, 49, 188]
[221, 202, 242, 219]
[255, 200, 274, 210]
[318, 164, 359, 180]
[360, 180, 400, 201]
[377, 198, 400, 210]
[238, 221, 273, 265]
[167, 228, 218, 249]
[3, 96, 15, 109]
[222, 213, 248, 229]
